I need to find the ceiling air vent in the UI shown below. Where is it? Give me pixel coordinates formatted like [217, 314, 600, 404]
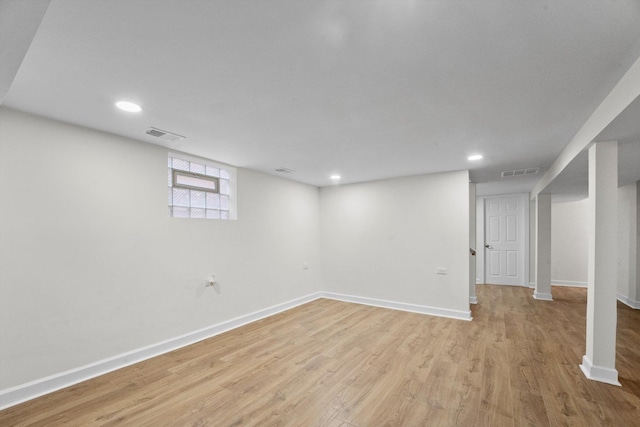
[274, 168, 295, 174]
[501, 167, 540, 178]
[145, 127, 185, 143]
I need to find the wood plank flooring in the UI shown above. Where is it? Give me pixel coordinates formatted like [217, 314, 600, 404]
[1, 285, 639, 426]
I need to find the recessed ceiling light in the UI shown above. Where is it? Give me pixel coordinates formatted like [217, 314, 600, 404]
[468, 154, 483, 161]
[116, 101, 142, 113]
[330, 174, 341, 180]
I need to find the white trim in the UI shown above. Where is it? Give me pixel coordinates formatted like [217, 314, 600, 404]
[0, 292, 322, 411]
[322, 291, 472, 321]
[580, 355, 621, 386]
[470, 296, 478, 304]
[528, 282, 536, 289]
[552, 280, 587, 288]
[533, 291, 553, 301]
[617, 293, 640, 309]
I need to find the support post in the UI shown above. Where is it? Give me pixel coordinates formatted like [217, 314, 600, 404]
[470, 183, 478, 304]
[534, 193, 553, 300]
[636, 182, 640, 304]
[580, 141, 620, 385]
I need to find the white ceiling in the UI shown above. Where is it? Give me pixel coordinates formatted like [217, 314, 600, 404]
[546, 96, 640, 202]
[0, 0, 50, 104]
[3, 0, 640, 194]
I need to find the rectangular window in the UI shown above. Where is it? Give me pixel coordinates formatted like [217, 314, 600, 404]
[168, 153, 237, 220]
[173, 170, 219, 192]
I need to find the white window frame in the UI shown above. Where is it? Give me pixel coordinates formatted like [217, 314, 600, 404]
[172, 169, 219, 193]
[168, 152, 238, 220]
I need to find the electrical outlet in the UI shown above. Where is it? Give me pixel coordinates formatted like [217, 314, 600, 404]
[436, 268, 447, 275]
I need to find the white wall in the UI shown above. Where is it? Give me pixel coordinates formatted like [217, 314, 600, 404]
[551, 199, 589, 285]
[0, 108, 322, 389]
[617, 182, 639, 304]
[320, 171, 470, 315]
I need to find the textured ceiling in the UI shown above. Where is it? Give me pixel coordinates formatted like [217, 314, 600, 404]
[3, 0, 640, 194]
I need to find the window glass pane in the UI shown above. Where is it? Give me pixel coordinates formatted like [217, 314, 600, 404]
[168, 156, 172, 167]
[168, 169, 173, 186]
[220, 194, 229, 210]
[220, 169, 230, 179]
[190, 162, 206, 174]
[168, 187, 173, 205]
[173, 206, 190, 218]
[206, 209, 221, 219]
[191, 208, 206, 218]
[190, 190, 206, 208]
[219, 179, 230, 195]
[172, 158, 190, 171]
[206, 192, 220, 209]
[174, 172, 217, 191]
[221, 210, 229, 220]
[206, 166, 220, 177]
[172, 188, 189, 207]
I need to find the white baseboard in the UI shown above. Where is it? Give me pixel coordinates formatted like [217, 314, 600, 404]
[552, 280, 587, 288]
[528, 282, 535, 288]
[617, 293, 640, 309]
[322, 291, 472, 321]
[0, 292, 323, 411]
[580, 355, 621, 386]
[533, 291, 553, 301]
[469, 296, 478, 304]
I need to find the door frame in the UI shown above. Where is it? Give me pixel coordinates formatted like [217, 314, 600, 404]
[475, 193, 530, 287]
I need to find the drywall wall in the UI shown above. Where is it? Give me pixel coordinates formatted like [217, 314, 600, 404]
[617, 182, 639, 303]
[551, 199, 589, 285]
[320, 171, 470, 316]
[0, 108, 322, 389]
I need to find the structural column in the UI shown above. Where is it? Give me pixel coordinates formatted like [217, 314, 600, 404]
[635, 182, 640, 304]
[580, 141, 620, 385]
[469, 183, 477, 304]
[617, 181, 639, 308]
[534, 193, 552, 300]
[630, 182, 639, 305]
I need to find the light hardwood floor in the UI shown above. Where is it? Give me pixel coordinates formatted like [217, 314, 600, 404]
[1, 285, 639, 426]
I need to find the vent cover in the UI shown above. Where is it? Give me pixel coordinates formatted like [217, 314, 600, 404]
[501, 167, 540, 178]
[146, 127, 186, 143]
[274, 168, 295, 174]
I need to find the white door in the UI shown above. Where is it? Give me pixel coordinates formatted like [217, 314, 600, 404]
[484, 195, 525, 286]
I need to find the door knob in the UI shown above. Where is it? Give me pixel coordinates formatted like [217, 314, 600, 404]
[485, 244, 490, 248]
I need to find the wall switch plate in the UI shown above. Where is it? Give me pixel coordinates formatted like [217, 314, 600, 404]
[303, 262, 309, 270]
[437, 268, 447, 275]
